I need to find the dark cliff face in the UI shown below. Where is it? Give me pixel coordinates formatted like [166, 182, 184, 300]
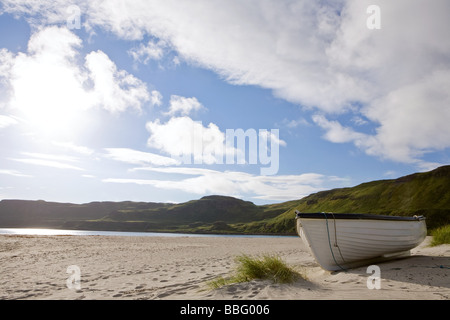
[0, 200, 169, 228]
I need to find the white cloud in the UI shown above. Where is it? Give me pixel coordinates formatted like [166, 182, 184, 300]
[10, 152, 84, 171]
[105, 167, 348, 201]
[363, 69, 450, 164]
[52, 141, 95, 155]
[0, 0, 85, 27]
[0, 169, 32, 178]
[103, 148, 179, 166]
[165, 95, 205, 116]
[150, 90, 163, 107]
[279, 118, 310, 129]
[0, 49, 14, 103]
[93, 0, 450, 168]
[12, 158, 85, 170]
[0, 26, 150, 130]
[20, 152, 80, 163]
[131, 166, 219, 176]
[6, 26, 90, 129]
[351, 116, 368, 126]
[85, 50, 149, 114]
[0, 48, 14, 74]
[312, 114, 368, 144]
[2, 1, 450, 168]
[146, 115, 286, 175]
[1, 1, 356, 111]
[259, 130, 286, 147]
[0, 115, 18, 128]
[128, 39, 165, 64]
[312, 69, 450, 168]
[146, 116, 229, 165]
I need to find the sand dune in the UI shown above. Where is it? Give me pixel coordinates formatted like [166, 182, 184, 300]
[0, 235, 448, 300]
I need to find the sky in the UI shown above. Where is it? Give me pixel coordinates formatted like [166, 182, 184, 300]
[0, 0, 449, 205]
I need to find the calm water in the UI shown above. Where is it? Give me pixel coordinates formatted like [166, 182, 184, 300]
[0, 228, 294, 238]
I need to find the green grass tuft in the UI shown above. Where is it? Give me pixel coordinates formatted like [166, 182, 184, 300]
[430, 225, 450, 246]
[208, 254, 302, 289]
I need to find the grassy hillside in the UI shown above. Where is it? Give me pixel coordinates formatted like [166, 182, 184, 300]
[245, 165, 450, 234]
[73, 195, 283, 233]
[0, 166, 449, 234]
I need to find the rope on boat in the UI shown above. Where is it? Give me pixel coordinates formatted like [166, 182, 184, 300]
[323, 212, 347, 272]
[330, 212, 347, 264]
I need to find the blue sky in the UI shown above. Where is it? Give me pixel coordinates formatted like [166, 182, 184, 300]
[0, 0, 449, 205]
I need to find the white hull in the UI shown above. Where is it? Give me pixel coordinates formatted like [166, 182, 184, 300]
[295, 212, 427, 271]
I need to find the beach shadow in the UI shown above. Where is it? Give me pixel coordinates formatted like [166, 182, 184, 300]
[380, 255, 450, 289]
[341, 255, 450, 289]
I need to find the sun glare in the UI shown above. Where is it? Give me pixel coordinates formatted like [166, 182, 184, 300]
[5, 26, 150, 142]
[12, 47, 93, 139]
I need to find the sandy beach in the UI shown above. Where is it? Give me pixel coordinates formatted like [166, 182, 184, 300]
[0, 234, 448, 300]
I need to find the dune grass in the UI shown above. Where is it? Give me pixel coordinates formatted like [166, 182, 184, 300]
[208, 254, 302, 289]
[430, 225, 450, 246]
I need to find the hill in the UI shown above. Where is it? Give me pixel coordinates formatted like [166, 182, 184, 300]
[243, 165, 450, 234]
[0, 200, 171, 229]
[0, 166, 449, 234]
[80, 195, 282, 233]
[0, 195, 282, 234]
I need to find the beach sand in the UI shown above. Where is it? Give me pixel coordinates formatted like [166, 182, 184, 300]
[0, 234, 448, 300]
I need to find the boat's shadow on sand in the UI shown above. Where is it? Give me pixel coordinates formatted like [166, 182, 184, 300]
[333, 255, 450, 289]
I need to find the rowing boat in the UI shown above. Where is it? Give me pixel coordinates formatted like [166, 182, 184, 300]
[295, 211, 427, 271]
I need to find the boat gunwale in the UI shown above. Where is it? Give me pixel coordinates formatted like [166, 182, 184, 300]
[295, 211, 425, 222]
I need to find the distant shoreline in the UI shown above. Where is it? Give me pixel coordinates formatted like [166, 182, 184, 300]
[0, 227, 297, 238]
[2, 165, 450, 236]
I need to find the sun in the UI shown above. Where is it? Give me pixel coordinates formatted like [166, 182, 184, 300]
[11, 53, 93, 139]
